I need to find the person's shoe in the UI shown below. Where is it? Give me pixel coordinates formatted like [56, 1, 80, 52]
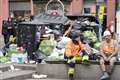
[100, 72, 109, 80]
[69, 77, 74, 80]
[69, 74, 74, 80]
[68, 67, 75, 80]
[108, 71, 112, 75]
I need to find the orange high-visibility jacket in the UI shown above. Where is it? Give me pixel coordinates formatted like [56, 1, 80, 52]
[101, 39, 118, 54]
[65, 41, 84, 57]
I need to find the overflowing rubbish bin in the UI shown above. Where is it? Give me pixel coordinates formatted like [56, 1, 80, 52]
[17, 13, 69, 61]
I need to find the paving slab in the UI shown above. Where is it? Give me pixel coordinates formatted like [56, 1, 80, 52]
[26, 79, 93, 80]
[36, 63, 120, 80]
[26, 79, 66, 80]
[14, 64, 36, 70]
[0, 63, 12, 72]
[0, 63, 36, 72]
[0, 70, 35, 80]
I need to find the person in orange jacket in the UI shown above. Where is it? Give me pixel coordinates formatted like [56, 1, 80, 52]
[100, 30, 119, 80]
[65, 31, 89, 80]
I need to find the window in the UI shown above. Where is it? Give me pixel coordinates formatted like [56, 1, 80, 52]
[84, 8, 91, 14]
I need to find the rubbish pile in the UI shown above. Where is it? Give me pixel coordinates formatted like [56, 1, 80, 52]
[43, 16, 102, 61]
[0, 15, 103, 63]
[46, 36, 71, 61]
[0, 44, 28, 63]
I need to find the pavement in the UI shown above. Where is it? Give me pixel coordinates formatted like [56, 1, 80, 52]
[0, 63, 36, 80]
[0, 63, 36, 72]
[26, 79, 66, 80]
[25, 79, 94, 80]
[0, 70, 35, 80]
[1, 63, 120, 80]
[0, 34, 120, 80]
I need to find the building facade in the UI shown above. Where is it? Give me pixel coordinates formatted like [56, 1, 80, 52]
[116, 0, 120, 41]
[0, 0, 116, 33]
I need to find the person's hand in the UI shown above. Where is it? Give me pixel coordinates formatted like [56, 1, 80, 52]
[67, 58, 75, 63]
[71, 58, 75, 63]
[103, 56, 108, 61]
[79, 51, 83, 56]
[70, 20, 75, 25]
[107, 56, 112, 61]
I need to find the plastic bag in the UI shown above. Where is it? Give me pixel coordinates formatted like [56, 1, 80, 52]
[11, 53, 27, 63]
[0, 56, 9, 63]
[57, 37, 71, 49]
[0, 50, 3, 56]
[39, 40, 56, 56]
[8, 44, 18, 53]
[46, 48, 65, 61]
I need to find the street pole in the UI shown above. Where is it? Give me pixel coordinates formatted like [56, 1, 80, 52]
[96, 0, 104, 41]
[30, 0, 34, 16]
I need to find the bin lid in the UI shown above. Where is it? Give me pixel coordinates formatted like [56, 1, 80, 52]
[66, 14, 99, 24]
[20, 13, 69, 25]
[35, 13, 69, 24]
[20, 20, 49, 25]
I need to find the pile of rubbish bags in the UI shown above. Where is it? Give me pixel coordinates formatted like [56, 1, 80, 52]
[0, 21, 102, 63]
[45, 37, 71, 61]
[40, 32, 101, 61]
[39, 39, 57, 56]
[0, 44, 28, 63]
[82, 30, 101, 50]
